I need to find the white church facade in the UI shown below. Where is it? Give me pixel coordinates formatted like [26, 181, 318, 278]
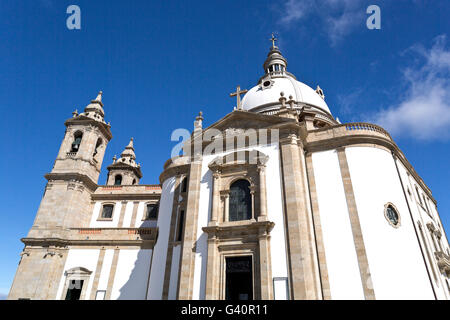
[8, 40, 450, 300]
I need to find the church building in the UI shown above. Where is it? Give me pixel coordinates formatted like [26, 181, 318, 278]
[8, 38, 450, 300]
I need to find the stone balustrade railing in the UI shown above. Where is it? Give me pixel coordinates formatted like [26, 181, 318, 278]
[344, 122, 392, 138]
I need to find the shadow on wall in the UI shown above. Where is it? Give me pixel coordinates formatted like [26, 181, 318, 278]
[115, 243, 152, 300]
[116, 179, 174, 300]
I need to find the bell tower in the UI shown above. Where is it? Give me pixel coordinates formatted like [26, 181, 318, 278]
[106, 138, 143, 186]
[9, 91, 113, 300]
[28, 91, 113, 237]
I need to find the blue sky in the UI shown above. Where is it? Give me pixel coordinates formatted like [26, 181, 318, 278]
[0, 0, 449, 297]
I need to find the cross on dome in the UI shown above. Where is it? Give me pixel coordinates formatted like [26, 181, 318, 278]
[270, 33, 278, 49]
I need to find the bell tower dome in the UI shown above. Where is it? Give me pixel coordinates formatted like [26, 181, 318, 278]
[106, 138, 143, 186]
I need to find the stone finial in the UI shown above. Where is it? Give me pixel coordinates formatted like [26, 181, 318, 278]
[279, 92, 287, 109]
[194, 111, 204, 130]
[127, 137, 134, 149]
[95, 91, 103, 102]
[316, 85, 325, 100]
[72, 109, 79, 118]
[287, 95, 295, 109]
[112, 155, 117, 164]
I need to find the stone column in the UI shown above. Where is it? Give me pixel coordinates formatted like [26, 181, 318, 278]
[258, 226, 273, 299]
[279, 134, 321, 299]
[250, 186, 256, 220]
[178, 156, 203, 300]
[221, 191, 229, 222]
[205, 232, 218, 299]
[210, 170, 221, 226]
[258, 164, 268, 221]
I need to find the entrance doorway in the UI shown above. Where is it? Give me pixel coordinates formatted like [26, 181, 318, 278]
[65, 279, 84, 300]
[225, 256, 253, 300]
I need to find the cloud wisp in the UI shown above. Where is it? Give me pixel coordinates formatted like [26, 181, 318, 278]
[278, 0, 365, 46]
[370, 35, 450, 141]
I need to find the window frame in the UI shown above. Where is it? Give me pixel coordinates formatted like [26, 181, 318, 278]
[143, 202, 159, 221]
[228, 178, 253, 222]
[384, 202, 401, 228]
[98, 203, 115, 221]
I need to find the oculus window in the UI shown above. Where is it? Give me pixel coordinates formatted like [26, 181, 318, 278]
[384, 203, 400, 228]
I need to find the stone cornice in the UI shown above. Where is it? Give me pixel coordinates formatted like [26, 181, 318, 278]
[91, 193, 161, 201]
[65, 117, 113, 141]
[304, 123, 436, 204]
[202, 220, 275, 239]
[159, 163, 190, 185]
[106, 162, 143, 178]
[21, 227, 158, 249]
[45, 172, 98, 192]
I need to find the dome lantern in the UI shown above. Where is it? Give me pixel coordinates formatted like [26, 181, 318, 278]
[263, 34, 288, 75]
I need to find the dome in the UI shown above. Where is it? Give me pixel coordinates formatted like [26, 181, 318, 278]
[238, 39, 333, 118]
[241, 77, 331, 115]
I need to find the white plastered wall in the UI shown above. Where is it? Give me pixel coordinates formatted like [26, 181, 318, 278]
[311, 149, 365, 299]
[345, 146, 435, 299]
[111, 249, 153, 300]
[55, 249, 100, 299]
[147, 177, 175, 299]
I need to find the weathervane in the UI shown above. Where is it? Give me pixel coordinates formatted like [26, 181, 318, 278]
[230, 85, 248, 110]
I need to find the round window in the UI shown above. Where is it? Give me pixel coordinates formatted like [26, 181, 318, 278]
[384, 203, 400, 228]
[263, 81, 271, 87]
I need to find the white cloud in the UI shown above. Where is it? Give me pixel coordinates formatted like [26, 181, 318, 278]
[278, 0, 365, 45]
[371, 35, 450, 141]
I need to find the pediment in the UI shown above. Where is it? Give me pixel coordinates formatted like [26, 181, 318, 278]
[204, 110, 295, 134]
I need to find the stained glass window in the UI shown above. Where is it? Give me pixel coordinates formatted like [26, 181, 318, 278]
[229, 180, 252, 221]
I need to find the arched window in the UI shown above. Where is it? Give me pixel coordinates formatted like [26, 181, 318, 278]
[181, 177, 188, 193]
[114, 175, 122, 186]
[93, 138, 102, 158]
[71, 132, 83, 153]
[229, 179, 252, 221]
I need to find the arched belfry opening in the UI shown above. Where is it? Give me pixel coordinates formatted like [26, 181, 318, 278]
[71, 131, 83, 153]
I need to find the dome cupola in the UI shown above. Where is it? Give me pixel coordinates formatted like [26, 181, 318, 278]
[240, 34, 336, 127]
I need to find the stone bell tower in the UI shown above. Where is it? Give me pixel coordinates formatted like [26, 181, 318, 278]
[28, 91, 113, 235]
[8, 92, 112, 300]
[106, 138, 143, 186]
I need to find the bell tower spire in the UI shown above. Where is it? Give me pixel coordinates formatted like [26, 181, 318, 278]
[106, 138, 142, 185]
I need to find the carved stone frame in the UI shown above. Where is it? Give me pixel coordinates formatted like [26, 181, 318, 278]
[60, 267, 92, 300]
[384, 202, 401, 228]
[208, 150, 269, 225]
[97, 202, 115, 221]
